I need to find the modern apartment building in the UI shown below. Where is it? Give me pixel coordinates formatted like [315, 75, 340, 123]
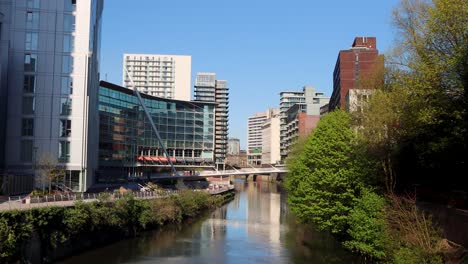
[194, 72, 229, 165]
[279, 91, 305, 160]
[280, 86, 329, 159]
[247, 108, 278, 166]
[227, 138, 240, 155]
[247, 111, 267, 166]
[122, 54, 191, 101]
[0, 0, 103, 192]
[0, 10, 7, 169]
[330, 37, 379, 111]
[98, 81, 215, 182]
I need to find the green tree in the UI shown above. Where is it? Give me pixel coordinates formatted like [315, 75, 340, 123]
[285, 110, 376, 234]
[388, 0, 467, 189]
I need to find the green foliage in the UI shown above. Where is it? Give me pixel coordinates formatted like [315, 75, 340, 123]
[286, 110, 376, 234]
[0, 211, 32, 261]
[0, 190, 228, 263]
[393, 246, 443, 264]
[343, 190, 388, 260]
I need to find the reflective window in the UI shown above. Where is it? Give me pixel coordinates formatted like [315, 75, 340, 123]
[24, 54, 37, 72]
[61, 77, 73, 95]
[60, 120, 71, 137]
[64, 14, 75, 32]
[63, 35, 74, 52]
[60, 98, 72, 116]
[62, 56, 73, 73]
[25, 32, 38, 51]
[22, 96, 35, 115]
[26, 12, 39, 30]
[64, 0, 77, 12]
[27, 0, 40, 8]
[59, 141, 70, 162]
[20, 140, 33, 162]
[22, 118, 34, 136]
[24, 75, 36, 93]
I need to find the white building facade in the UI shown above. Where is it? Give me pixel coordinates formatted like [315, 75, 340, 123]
[227, 138, 240, 155]
[247, 108, 279, 166]
[0, 0, 103, 192]
[261, 113, 280, 165]
[123, 54, 191, 101]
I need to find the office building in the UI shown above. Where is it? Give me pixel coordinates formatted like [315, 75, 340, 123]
[280, 86, 329, 159]
[98, 81, 216, 182]
[227, 138, 240, 155]
[279, 91, 306, 160]
[261, 113, 280, 165]
[194, 72, 229, 165]
[0, 0, 103, 192]
[247, 108, 278, 166]
[330, 37, 379, 111]
[123, 54, 191, 101]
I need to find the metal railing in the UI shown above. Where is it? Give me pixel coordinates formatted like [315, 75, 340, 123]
[0, 189, 181, 212]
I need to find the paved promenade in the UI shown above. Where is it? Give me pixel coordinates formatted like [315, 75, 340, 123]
[0, 187, 234, 212]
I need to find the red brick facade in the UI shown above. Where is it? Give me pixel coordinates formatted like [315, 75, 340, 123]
[330, 37, 379, 110]
[297, 113, 320, 138]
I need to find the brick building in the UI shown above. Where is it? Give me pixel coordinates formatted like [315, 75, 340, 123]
[330, 37, 379, 111]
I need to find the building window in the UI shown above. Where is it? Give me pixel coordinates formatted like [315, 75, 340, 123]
[24, 75, 36, 93]
[22, 96, 35, 115]
[20, 140, 33, 162]
[63, 35, 74, 53]
[27, 0, 40, 8]
[22, 118, 34, 136]
[60, 120, 71, 137]
[60, 98, 72, 116]
[64, 14, 75, 32]
[25, 54, 37, 72]
[25, 32, 38, 51]
[26, 12, 39, 30]
[61, 77, 73, 94]
[59, 141, 70, 162]
[62, 56, 73, 73]
[64, 0, 77, 12]
[313, 98, 320, 104]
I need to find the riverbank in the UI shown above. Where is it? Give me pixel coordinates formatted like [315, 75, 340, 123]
[0, 190, 235, 264]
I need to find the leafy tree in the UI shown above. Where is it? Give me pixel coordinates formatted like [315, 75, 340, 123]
[285, 110, 376, 234]
[343, 189, 389, 260]
[388, 0, 467, 189]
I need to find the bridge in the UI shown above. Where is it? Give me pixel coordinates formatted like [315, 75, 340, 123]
[199, 167, 288, 177]
[146, 166, 288, 180]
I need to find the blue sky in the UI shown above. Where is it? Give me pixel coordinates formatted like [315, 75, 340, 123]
[100, 0, 401, 149]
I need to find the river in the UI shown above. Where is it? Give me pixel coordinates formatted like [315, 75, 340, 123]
[58, 180, 355, 264]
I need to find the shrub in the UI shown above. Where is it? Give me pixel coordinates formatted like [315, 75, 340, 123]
[386, 194, 444, 263]
[343, 189, 389, 260]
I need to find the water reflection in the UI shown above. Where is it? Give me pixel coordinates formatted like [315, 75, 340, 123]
[59, 180, 355, 264]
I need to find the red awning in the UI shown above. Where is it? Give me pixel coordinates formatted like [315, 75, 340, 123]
[169, 157, 177, 163]
[143, 156, 152, 162]
[150, 157, 159, 162]
[159, 156, 168, 163]
[137, 156, 144, 162]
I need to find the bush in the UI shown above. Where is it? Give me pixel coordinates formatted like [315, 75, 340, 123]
[386, 194, 444, 263]
[343, 189, 388, 260]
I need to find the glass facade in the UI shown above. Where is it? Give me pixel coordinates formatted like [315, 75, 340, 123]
[98, 82, 215, 182]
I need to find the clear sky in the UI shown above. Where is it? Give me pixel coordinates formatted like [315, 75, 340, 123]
[100, 0, 401, 149]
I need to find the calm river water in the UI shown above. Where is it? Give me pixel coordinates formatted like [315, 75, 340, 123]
[59, 180, 356, 264]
